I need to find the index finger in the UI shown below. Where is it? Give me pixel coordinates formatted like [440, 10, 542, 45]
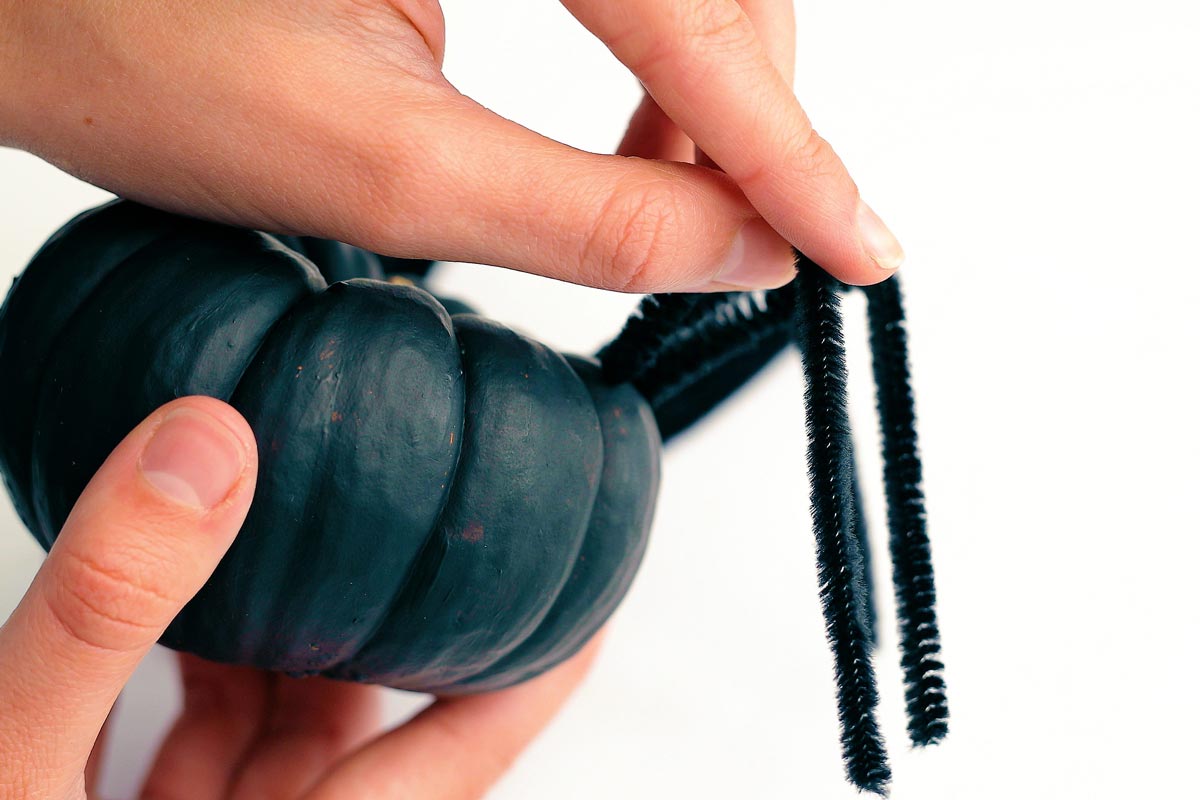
[562, 0, 904, 284]
[302, 635, 604, 799]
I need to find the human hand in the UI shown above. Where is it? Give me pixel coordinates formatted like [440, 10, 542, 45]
[134, 641, 601, 800]
[0, 396, 599, 799]
[0, 0, 902, 293]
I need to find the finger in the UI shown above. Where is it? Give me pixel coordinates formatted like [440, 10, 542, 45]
[226, 675, 382, 800]
[734, 0, 796, 87]
[0, 396, 256, 788]
[695, 0, 795, 168]
[343, 82, 796, 294]
[618, 91, 695, 162]
[85, 704, 117, 795]
[561, 0, 904, 285]
[17, 6, 791, 295]
[301, 636, 604, 800]
[139, 654, 272, 800]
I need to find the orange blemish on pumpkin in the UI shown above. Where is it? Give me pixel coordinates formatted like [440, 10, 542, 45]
[449, 432, 456, 445]
[460, 522, 484, 543]
[83, 116, 94, 126]
[331, 411, 344, 422]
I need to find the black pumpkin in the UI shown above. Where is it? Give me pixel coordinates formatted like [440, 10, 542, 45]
[0, 200, 661, 692]
[2, 199, 949, 795]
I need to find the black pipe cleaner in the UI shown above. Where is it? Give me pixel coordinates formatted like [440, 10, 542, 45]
[862, 278, 949, 748]
[851, 464, 879, 648]
[598, 254, 948, 795]
[792, 264, 890, 791]
[597, 292, 711, 386]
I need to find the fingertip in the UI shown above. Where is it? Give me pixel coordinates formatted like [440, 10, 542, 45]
[138, 397, 256, 513]
[856, 199, 905, 275]
[829, 254, 902, 289]
[696, 216, 796, 292]
[799, 201, 906, 288]
[155, 395, 257, 465]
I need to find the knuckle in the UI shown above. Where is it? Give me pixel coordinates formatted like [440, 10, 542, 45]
[584, 180, 688, 292]
[678, 0, 759, 80]
[48, 545, 177, 654]
[627, 0, 756, 81]
[683, 0, 756, 50]
[344, 95, 456, 254]
[729, 158, 772, 193]
[333, 0, 447, 73]
[786, 124, 840, 181]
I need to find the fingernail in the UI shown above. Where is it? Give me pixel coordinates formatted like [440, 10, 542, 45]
[714, 217, 794, 289]
[140, 408, 247, 509]
[857, 200, 905, 271]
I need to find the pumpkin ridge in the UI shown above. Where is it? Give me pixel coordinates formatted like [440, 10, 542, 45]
[330, 314, 491, 682]
[181, 278, 466, 672]
[417, 319, 603, 686]
[415, 353, 613, 690]
[336, 314, 603, 688]
[22, 222, 209, 542]
[336, 306, 469, 672]
[27, 225, 329, 543]
[448, 360, 660, 691]
[338, 321, 468, 671]
[0, 203, 188, 542]
[198, 235, 329, 415]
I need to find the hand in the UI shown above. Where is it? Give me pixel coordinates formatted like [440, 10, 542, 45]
[0, 0, 902, 292]
[0, 397, 599, 799]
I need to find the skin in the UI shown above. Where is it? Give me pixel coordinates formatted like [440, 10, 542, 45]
[0, 1, 902, 795]
[0, 0, 903, 294]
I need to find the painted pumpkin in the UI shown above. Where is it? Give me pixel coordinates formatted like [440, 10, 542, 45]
[0, 200, 661, 693]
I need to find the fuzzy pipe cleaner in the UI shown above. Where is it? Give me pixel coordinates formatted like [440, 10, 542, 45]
[862, 278, 949, 748]
[792, 264, 890, 791]
[598, 255, 948, 795]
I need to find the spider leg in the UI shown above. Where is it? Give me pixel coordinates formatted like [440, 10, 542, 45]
[793, 258, 891, 794]
[850, 461, 879, 649]
[862, 275, 949, 747]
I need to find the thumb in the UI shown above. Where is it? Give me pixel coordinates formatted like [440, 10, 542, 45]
[0, 396, 256, 792]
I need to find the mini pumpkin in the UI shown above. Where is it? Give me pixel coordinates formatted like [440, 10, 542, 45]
[0, 200, 659, 693]
[0, 199, 948, 794]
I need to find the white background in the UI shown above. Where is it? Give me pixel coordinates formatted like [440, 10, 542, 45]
[2, 1, 1199, 797]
